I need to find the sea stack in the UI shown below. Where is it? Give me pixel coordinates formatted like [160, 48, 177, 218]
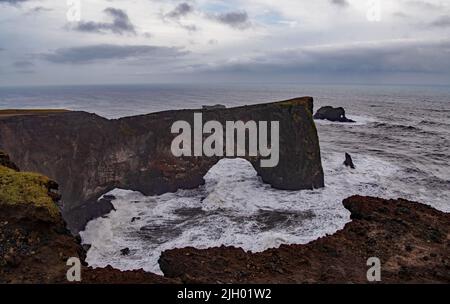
[314, 106, 355, 123]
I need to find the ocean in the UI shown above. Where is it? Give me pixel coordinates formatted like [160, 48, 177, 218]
[1, 83, 449, 274]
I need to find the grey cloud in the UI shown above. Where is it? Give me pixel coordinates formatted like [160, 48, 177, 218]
[211, 11, 250, 29]
[41, 44, 188, 64]
[13, 60, 34, 68]
[164, 4, 250, 31]
[204, 40, 450, 75]
[166, 3, 194, 19]
[431, 16, 450, 27]
[163, 3, 198, 32]
[0, 0, 30, 5]
[330, 0, 349, 7]
[181, 24, 197, 32]
[28, 6, 53, 14]
[16, 70, 35, 74]
[406, 1, 444, 11]
[74, 8, 136, 35]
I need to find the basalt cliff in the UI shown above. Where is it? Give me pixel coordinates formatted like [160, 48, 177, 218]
[0, 97, 323, 233]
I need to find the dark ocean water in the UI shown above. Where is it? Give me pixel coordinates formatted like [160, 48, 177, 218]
[1, 83, 449, 273]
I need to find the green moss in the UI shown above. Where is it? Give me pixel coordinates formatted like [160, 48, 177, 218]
[278, 100, 300, 107]
[277, 98, 309, 107]
[0, 165, 59, 218]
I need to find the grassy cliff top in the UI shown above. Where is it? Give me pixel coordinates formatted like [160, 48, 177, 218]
[0, 165, 59, 218]
[0, 109, 70, 117]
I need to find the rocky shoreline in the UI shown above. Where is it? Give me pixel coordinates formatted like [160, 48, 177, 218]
[1, 152, 448, 283]
[160, 196, 449, 283]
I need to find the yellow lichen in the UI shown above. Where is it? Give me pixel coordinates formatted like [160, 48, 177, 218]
[0, 165, 59, 218]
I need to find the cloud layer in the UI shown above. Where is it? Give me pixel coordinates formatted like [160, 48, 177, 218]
[42, 44, 187, 64]
[0, 0, 449, 85]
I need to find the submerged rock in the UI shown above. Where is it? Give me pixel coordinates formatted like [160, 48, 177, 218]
[120, 248, 131, 256]
[314, 106, 355, 123]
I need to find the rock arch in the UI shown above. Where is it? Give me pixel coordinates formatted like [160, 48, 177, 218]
[0, 97, 324, 232]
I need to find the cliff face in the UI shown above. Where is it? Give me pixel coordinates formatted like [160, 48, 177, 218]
[159, 196, 450, 284]
[0, 152, 82, 283]
[0, 97, 324, 233]
[0, 152, 175, 284]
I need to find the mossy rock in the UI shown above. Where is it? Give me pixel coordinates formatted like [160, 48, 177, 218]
[0, 151, 20, 171]
[276, 97, 314, 115]
[0, 165, 60, 219]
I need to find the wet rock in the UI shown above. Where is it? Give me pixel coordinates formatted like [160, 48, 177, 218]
[120, 248, 131, 256]
[314, 106, 355, 123]
[131, 217, 141, 223]
[102, 195, 116, 201]
[344, 153, 355, 169]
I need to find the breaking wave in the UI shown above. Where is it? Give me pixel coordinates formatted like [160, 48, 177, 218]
[80, 149, 448, 274]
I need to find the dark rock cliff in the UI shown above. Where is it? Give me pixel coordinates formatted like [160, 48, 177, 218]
[0, 97, 324, 233]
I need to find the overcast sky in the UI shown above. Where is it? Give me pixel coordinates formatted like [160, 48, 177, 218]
[0, 0, 449, 86]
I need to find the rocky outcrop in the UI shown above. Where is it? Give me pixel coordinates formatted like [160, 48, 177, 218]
[314, 106, 355, 123]
[0, 155, 175, 284]
[159, 196, 450, 284]
[344, 153, 355, 169]
[202, 104, 226, 110]
[0, 151, 19, 171]
[0, 97, 324, 233]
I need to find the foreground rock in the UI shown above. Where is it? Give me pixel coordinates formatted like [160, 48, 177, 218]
[344, 153, 355, 169]
[0, 98, 324, 233]
[314, 106, 355, 123]
[159, 196, 450, 283]
[0, 154, 175, 284]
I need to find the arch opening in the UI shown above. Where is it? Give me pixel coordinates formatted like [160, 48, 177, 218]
[80, 158, 320, 275]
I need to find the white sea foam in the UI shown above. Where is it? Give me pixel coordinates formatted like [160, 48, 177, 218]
[80, 150, 449, 275]
[314, 115, 378, 126]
